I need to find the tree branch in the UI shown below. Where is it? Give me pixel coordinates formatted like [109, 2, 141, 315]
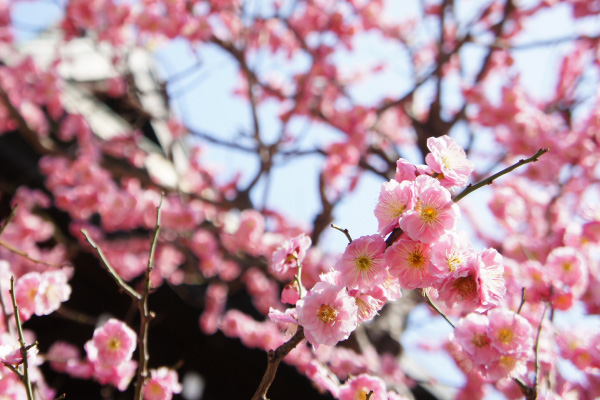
[133, 193, 164, 400]
[80, 230, 142, 301]
[9, 276, 35, 400]
[453, 148, 549, 203]
[251, 326, 305, 400]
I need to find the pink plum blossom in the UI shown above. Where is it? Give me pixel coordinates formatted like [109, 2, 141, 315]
[349, 287, 385, 323]
[338, 373, 388, 400]
[385, 238, 436, 289]
[546, 246, 588, 298]
[374, 179, 415, 236]
[335, 235, 387, 291]
[453, 313, 499, 367]
[85, 318, 137, 366]
[46, 341, 81, 373]
[281, 281, 303, 305]
[268, 307, 298, 337]
[485, 350, 530, 380]
[395, 158, 431, 183]
[425, 135, 474, 188]
[200, 283, 228, 335]
[0, 342, 38, 366]
[142, 367, 182, 400]
[400, 175, 460, 244]
[296, 281, 358, 348]
[91, 358, 138, 391]
[487, 308, 533, 355]
[270, 233, 312, 274]
[35, 269, 72, 316]
[14, 272, 42, 321]
[379, 271, 403, 302]
[429, 231, 475, 278]
[436, 249, 505, 313]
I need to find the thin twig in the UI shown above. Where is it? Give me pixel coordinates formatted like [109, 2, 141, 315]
[251, 326, 305, 400]
[80, 230, 141, 301]
[517, 287, 526, 314]
[365, 391, 374, 400]
[0, 205, 18, 237]
[453, 149, 549, 203]
[0, 240, 67, 268]
[534, 303, 548, 393]
[330, 224, 353, 243]
[133, 193, 164, 400]
[9, 276, 35, 400]
[423, 290, 455, 328]
[0, 207, 17, 336]
[513, 377, 535, 400]
[295, 258, 304, 299]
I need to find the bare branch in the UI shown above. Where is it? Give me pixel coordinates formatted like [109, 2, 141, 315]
[423, 290, 455, 329]
[453, 148, 549, 203]
[80, 230, 142, 301]
[0, 240, 67, 268]
[9, 276, 35, 400]
[133, 193, 164, 400]
[330, 224, 353, 243]
[251, 326, 306, 400]
[0, 205, 18, 237]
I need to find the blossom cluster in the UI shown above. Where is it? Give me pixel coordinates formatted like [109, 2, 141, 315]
[264, 136, 542, 398]
[47, 318, 181, 399]
[450, 309, 533, 380]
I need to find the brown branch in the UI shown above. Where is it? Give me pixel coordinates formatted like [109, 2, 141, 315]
[533, 303, 549, 395]
[9, 276, 35, 400]
[0, 240, 67, 268]
[0, 205, 18, 237]
[453, 148, 549, 203]
[80, 230, 142, 301]
[251, 326, 305, 400]
[0, 206, 18, 336]
[385, 227, 404, 248]
[330, 224, 353, 243]
[517, 288, 526, 314]
[133, 193, 163, 400]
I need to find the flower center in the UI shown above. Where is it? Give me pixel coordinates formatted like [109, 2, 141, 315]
[446, 255, 462, 272]
[499, 354, 517, 370]
[355, 255, 372, 271]
[356, 389, 370, 400]
[389, 203, 405, 218]
[285, 251, 298, 264]
[108, 337, 121, 350]
[408, 251, 426, 269]
[453, 276, 476, 300]
[416, 200, 439, 223]
[442, 155, 454, 170]
[562, 262, 572, 272]
[318, 304, 338, 324]
[472, 333, 490, 348]
[497, 328, 514, 344]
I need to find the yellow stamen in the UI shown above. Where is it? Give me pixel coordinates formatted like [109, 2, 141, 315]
[497, 328, 514, 344]
[408, 251, 426, 269]
[318, 304, 338, 324]
[108, 337, 121, 350]
[355, 255, 372, 272]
